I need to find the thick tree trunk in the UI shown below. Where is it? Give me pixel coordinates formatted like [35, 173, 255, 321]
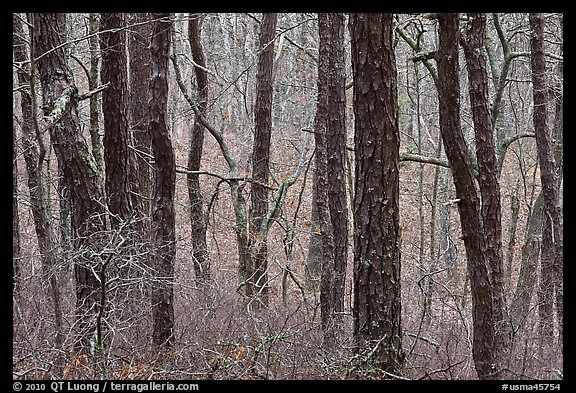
[529, 13, 563, 346]
[437, 13, 502, 380]
[315, 13, 336, 336]
[188, 13, 210, 282]
[249, 13, 277, 306]
[128, 13, 153, 222]
[101, 13, 133, 227]
[462, 12, 512, 367]
[149, 13, 176, 349]
[33, 12, 106, 355]
[350, 13, 403, 376]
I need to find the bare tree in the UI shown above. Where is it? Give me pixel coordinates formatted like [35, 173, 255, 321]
[529, 13, 563, 345]
[149, 13, 176, 350]
[350, 13, 403, 376]
[188, 13, 210, 282]
[33, 12, 106, 354]
[248, 13, 278, 305]
[461, 11, 511, 369]
[437, 13, 511, 379]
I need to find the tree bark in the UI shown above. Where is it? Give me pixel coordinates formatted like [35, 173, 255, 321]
[101, 13, 133, 227]
[437, 13, 502, 380]
[315, 13, 336, 337]
[188, 13, 210, 282]
[149, 13, 176, 349]
[462, 12, 511, 366]
[249, 12, 277, 306]
[326, 13, 349, 325]
[33, 12, 106, 355]
[529, 13, 563, 346]
[128, 13, 153, 222]
[350, 13, 403, 376]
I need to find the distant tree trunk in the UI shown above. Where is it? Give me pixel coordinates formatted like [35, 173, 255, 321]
[350, 13, 403, 376]
[461, 12, 511, 366]
[188, 13, 210, 282]
[315, 13, 336, 336]
[304, 175, 322, 290]
[510, 192, 544, 332]
[88, 13, 104, 181]
[100, 13, 133, 227]
[13, 119, 20, 293]
[437, 13, 504, 380]
[529, 13, 563, 346]
[128, 13, 153, 222]
[33, 12, 106, 355]
[149, 13, 176, 349]
[504, 185, 520, 295]
[248, 12, 277, 306]
[326, 12, 348, 326]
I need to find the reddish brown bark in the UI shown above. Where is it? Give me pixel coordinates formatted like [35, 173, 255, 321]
[188, 13, 210, 282]
[101, 13, 133, 226]
[437, 13, 501, 379]
[249, 13, 277, 305]
[350, 13, 403, 375]
[149, 13, 176, 349]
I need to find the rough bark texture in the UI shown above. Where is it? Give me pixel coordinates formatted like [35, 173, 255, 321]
[315, 13, 336, 335]
[437, 13, 501, 380]
[249, 13, 277, 305]
[350, 13, 403, 375]
[128, 13, 153, 223]
[149, 13, 176, 349]
[462, 12, 511, 365]
[33, 13, 106, 354]
[529, 13, 563, 346]
[326, 13, 348, 322]
[101, 13, 133, 226]
[188, 14, 210, 282]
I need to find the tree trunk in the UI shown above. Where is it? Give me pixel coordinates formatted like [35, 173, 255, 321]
[188, 13, 210, 282]
[350, 13, 403, 376]
[13, 113, 20, 294]
[101, 13, 134, 227]
[326, 13, 349, 327]
[315, 13, 336, 337]
[437, 13, 502, 380]
[33, 12, 106, 355]
[304, 173, 322, 290]
[462, 12, 512, 366]
[529, 13, 563, 346]
[149, 13, 176, 350]
[511, 192, 544, 332]
[128, 13, 153, 222]
[88, 13, 104, 182]
[248, 13, 277, 306]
